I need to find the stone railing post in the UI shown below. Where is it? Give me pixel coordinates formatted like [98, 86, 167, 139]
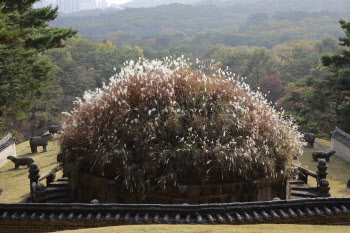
[46, 173, 56, 186]
[28, 163, 40, 201]
[33, 183, 47, 203]
[318, 179, 330, 197]
[316, 159, 328, 185]
[316, 159, 330, 197]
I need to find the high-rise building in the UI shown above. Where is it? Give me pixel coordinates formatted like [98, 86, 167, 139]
[98, 0, 108, 9]
[80, 0, 98, 11]
[33, 0, 106, 13]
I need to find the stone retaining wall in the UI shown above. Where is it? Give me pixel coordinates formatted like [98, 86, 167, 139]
[331, 137, 350, 162]
[71, 172, 286, 204]
[0, 134, 16, 167]
[331, 127, 350, 162]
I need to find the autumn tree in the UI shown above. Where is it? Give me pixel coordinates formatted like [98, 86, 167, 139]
[256, 75, 285, 103]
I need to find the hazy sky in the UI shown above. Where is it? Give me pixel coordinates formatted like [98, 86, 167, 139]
[106, 0, 132, 5]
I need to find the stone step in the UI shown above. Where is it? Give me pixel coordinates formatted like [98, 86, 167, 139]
[290, 182, 309, 188]
[291, 186, 318, 192]
[46, 191, 67, 200]
[290, 190, 318, 198]
[43, 178, 70, 203]
[288, 180, 306, 185]
[48, 181, 68, 187]
[45, 186, 66, 193]
[57, 177, 68, 182]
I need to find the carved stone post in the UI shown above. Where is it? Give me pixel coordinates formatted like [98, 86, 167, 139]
[28, 163, 40, 201]
[33, 183, 47, 203]
[316, 159, 330, 197]
[316, 159, 328, 185]
[46, 173, 56, 186]
[318, 179, 330, 197]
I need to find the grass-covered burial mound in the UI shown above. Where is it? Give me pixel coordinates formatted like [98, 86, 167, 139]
[60, 58, 303, 201]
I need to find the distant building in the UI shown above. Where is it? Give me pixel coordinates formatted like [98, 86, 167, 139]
[33, 0, 58, 8]
[33, 0, 108, 13]
[331, 127, 350, 162]
[98, 0, 108, 9]
[80, 0, 97, 11]
[0, 134, 16, 167]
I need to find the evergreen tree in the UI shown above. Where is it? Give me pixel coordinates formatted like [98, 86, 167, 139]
[280, 24, 349, 135]
[0, 0, 77, 119]
[321, 20, 350, 133]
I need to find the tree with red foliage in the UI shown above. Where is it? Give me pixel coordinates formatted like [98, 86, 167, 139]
[256, 75, 285, 103]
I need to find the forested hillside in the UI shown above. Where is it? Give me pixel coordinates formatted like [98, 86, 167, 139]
[52, 4, 247, 40]
[119, 0, 350, 12]
[0, 37, 143, 141]
[121, 0, 198, 8]
[208, 0, 350, 12]
[51, 4, 349, 49]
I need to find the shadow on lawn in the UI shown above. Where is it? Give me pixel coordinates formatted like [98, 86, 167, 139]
[18, 192, 31, 203]
[8, 161, 59, 177]
[38, 162, 60, 170]
[8, 168, 30, 177]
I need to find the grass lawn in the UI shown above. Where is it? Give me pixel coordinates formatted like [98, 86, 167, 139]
[316, 138, 331, 148]
[61, 224, 350, 233]
[0, 139, 62, 203]
[299, 140, 350, 197]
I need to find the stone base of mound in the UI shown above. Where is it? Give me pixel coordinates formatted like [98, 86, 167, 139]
[68, 172, 286, 203]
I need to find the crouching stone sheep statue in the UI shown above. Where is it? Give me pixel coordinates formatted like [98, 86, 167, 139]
[30, 134, 51, 153]
[7, 156, 34, 169]
[312, 150, 336, 162]
[49, 125, 61, 135]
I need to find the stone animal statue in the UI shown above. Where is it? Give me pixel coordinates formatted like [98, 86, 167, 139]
[49, 125, 62, 135]
[7, 156, 34, 169]
[301, 132, 316, 148]
[312, 150, 336, 162]
[30, 134, 51, 153]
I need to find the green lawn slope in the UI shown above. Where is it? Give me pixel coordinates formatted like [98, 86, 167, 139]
[63, 223, 350, 233]
[298, 140, 350, 197]
[0, 139, 62, 203]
